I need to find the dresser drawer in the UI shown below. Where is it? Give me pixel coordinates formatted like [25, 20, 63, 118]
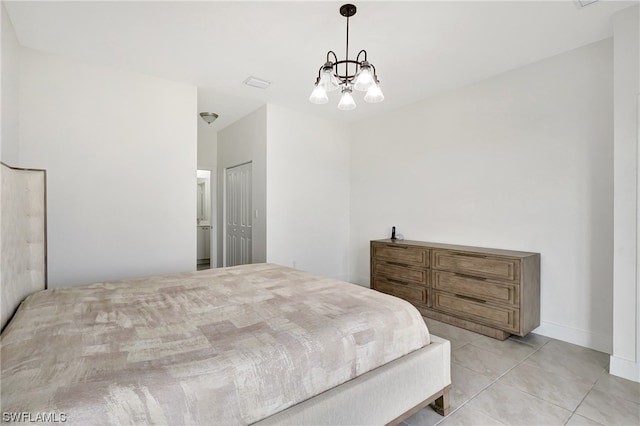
[373, 261, 429, 286]
[372, 243, 430, 267]
[432, 291, 520, 333]
[432, 271, 519, 306]
[432, 250, 520, 282]
[373, 278, 428, 306]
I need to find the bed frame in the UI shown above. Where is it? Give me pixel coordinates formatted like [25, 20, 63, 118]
[0, 162, 450, 425]
[254, 336, 451, 425]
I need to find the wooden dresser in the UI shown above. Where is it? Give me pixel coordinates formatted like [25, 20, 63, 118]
[371, 239, 540, 340]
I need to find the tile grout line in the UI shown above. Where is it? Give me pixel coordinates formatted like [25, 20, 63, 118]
[484, 340, 608, 412]
[485, 338, 611, 420]
[489, 339, 590, 422]
[563, 369, 611, 426]
[424, 326, 550, 425]
[430, 341, 491, 425]
[431, 337, 547, 426]
[443, 338, 570, 426]
[424, 321, 628, 426]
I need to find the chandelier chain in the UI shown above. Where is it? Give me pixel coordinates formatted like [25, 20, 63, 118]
[345, 14, 350, 83]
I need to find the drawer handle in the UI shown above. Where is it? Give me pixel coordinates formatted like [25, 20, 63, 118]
[388, 279, 409, 286]
[455, 273, 487, 281]
[388, 261, 410, 267]
[386, 244, 408, 249]
[450, 252, 487, 259]
[455, 294, 487, 304]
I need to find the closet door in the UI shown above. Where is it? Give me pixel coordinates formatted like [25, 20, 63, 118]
[225, 162, 252, 266]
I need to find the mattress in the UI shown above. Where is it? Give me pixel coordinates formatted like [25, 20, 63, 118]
[1, 263, 430, 425]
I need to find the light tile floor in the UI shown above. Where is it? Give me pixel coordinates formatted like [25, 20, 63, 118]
[404, 318, 640, 426]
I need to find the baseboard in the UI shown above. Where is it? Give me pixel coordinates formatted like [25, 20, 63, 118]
[609, 356, 640, 382]
[532, 320, 612, 354]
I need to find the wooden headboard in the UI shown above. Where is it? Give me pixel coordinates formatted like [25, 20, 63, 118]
[1, 162, 47, 332]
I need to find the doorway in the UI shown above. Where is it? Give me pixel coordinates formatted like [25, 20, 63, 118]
[224, 162, 252, 266]
[196, 169, 213, 269]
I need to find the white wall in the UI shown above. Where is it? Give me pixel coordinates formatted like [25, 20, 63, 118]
[266, 104, 350, 280]
[611, 5, 639, 382]
[18, 48, 197, 288]
[349, 40, 614, 353]
[217, 106, 267, 266]
[1, 1, 20, 164]
[197, 117, 217, 169]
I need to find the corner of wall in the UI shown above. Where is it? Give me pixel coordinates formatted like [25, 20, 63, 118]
[534, 321, 613, 354]
[610, 356, 640, 383]
[611, 3, 640, 383]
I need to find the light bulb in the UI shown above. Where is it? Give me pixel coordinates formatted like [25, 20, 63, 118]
[337, 88, 356, 110]
[319, 68, 340, 92]
[353, 65, 375, 91]
[309, 85, 328, 104]
[364, 84, 384, 103]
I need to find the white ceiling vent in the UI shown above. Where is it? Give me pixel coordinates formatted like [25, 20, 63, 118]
[576, 0, 599, 8]
[243, 76, 271, 89]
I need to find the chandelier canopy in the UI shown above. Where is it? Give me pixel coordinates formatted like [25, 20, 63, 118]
[309, 4, 384, 110]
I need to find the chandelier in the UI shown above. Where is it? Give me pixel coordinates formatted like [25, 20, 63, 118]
[309, 4, 384, 110]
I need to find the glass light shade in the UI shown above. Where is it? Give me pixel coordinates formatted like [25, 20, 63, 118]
[319, 68, 340, 92]
[364, 84, 384, 103]
[337, 89, 356, 110]
[309, 85, 329, 104]
[200, 112, 219, 124]
[353, 66, 375, 91]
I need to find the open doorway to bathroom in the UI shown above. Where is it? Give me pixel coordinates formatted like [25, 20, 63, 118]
[196, 169, 214, 270]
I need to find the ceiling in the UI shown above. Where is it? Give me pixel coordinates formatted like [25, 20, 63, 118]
[5, 1, 637, 130]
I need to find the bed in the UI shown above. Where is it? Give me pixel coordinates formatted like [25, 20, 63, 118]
[0, 163, 451, 425]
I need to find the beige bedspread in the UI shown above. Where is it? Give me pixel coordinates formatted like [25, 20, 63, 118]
[1, 263, 430, 425]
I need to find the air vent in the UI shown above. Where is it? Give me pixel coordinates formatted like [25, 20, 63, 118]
[576, 0, 599, 7]
[243, 76, 271, 89]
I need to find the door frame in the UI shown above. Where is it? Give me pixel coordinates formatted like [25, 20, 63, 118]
[197, 166, 217, 268]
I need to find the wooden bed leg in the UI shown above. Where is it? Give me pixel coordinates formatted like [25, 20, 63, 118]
[433, 385, 451, 416]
